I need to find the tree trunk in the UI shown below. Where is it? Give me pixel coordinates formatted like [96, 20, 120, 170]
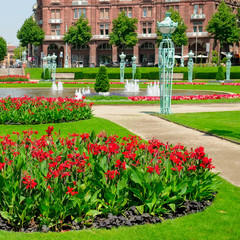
[78, 46, 80, 68]
[218, 40, 221, 65]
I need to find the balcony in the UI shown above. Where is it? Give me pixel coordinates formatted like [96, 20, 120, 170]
[138, 33, 157, 38]
[191, 14, 206, 20]
[92, 35, 109, 40]
[49, 19, 63, 24]
[186, 32, 208, 37]
[45, 35, 64, 40]
[37, 20, 43, 25]
[72, 1, 88, 5]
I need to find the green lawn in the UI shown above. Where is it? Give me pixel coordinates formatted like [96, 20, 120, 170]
[159, 111, 240, 143]
[0, 117, 133, 138]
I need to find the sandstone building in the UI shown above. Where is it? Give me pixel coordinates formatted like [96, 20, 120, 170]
[34, 0, 239, 67]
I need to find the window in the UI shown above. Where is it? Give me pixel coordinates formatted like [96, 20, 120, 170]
[100, 8, 109, 19]
[140, 42, 155, 49]
[120, 7, 132, 18]
[100, 24, 109, 35]
[51, 25, 61, 36]
[74, 8, 86, 19]
[166, 5, 179, 11]
[142, 22, 152, 34]
[194, 4, 203, 14]
[143, 7, 152, 17]
[193, 22, 203, 32]
[51, 9, 60, 19]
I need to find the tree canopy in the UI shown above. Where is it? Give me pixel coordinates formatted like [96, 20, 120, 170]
[157, 8, 188, 47]
[64, 16, 92, 48]
[0, 37, 7, 62]
[206, 1, 240, 47]
[13, 46, 26, 60]
[109, 11, 138, 50]
[17, 17, 45, 47]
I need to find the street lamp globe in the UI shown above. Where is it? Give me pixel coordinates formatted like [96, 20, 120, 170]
[157, 12, 178, 38]
[119, 52, 126, 61]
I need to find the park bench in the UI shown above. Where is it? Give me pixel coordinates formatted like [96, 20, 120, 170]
[172, 73, 183, 80]
[55, 73, 75, 80]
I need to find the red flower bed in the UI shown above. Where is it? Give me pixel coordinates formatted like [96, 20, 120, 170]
[221, 83, 240, 86]
[0, 127, 218, 230]
[61, 82, 124, 85]
[128, 94, 240, 101]
[0, 75, 29, 82]
[0, 81, 37, 84]
[0, 96, 93, 124]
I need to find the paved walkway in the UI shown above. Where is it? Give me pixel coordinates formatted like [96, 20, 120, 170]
[93, 103, 240, 187]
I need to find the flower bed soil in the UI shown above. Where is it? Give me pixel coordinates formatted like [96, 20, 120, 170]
[0, 199, 214, 233]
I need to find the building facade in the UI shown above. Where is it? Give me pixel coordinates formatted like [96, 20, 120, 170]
[1, 45, 16, 68]
[34, 0, 239, 67]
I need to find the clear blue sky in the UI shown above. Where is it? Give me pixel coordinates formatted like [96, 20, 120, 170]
[0, 0, 36, 46]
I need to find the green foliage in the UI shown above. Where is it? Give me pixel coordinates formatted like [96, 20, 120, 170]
[0, 97, 93, 125]
[216, 66, 225, 80]
[75, 72, 84, 79]
[212, 51, 219, 64]
[13, 46, 26, 60]
[206, 1, 240, 47]
[17, 17, 45, 47]
[157, 9, 188, 47]
[135, 68, 141, 79]
[221, 57, 228, 64]
[0, 36, 7, 62]
[94, 66, 110, 92]
[43, 68, 51, 80]
[109, 11, 138, 49]
[64, 16, 92, 49]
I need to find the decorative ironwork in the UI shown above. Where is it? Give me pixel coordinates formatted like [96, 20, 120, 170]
[226, 52, 232, 81]
[132, 56, 137, 80]
[157, 12, 178, 114]
[188, 50, 194, 83]
[119, 52, 126, 82]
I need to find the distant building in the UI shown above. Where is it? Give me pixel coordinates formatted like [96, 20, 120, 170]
[1, 45, 16, 68]
[34, 0, 239, 67]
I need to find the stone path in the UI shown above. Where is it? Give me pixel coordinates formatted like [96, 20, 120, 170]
[93, 103, 240, 187]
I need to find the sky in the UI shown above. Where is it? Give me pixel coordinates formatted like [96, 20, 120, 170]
[0, 0, 36, 46]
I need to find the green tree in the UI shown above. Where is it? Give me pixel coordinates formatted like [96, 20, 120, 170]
[13, 46, 26, 60]
[109, 11, 138, 51]
[17, 17, 45, 54]
[206, 1, 240, 63]
[94, 66, 110, 93]
[0, 36, 7, 62]
[216, 65, 225, 80]
[157, 8, 188, 47]
[64, 15, 92, 65]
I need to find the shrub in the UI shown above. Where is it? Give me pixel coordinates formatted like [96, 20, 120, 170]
[43, 68, 51, 80]
[221, 57, 227, 64]
[0, 129, 218, 231]
[94, 66, 110, 93]
[135, 68, 141, 79]
[75, 72, 84, 79]
[216, 66, 225, 80]
[148, 72, 159, 80]
[0, 96, 93, 124]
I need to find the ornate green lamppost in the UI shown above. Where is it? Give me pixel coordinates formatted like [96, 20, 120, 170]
[47, 54, 52, 78]
[188, 50, 194, 83]
[226, 52, 232, 82]
[157, 12, 178, 114]
[132, 55, 137, 80]
[51, 53, 57, 82]
[65, 24, 69, 68]
[22, 51, 27, 63]
[119, 52, 126, 82]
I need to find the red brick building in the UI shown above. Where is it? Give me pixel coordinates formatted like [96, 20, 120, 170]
[34, 0, 239, 67]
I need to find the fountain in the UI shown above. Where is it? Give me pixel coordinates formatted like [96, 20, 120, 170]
[52, 81, 63, 91]
[147, 81, 160, 96]
[74, 86, 91, 100]
[124, 79, 140, 92]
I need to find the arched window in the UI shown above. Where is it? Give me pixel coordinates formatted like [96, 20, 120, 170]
[98, 43, 112, 50]
[48, 44, 58, 50]
[140, 42, 155, 49]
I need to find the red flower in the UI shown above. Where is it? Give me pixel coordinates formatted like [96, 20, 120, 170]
[66, 186, 78, 196]
[104, 170, 120, 180]
[0, 162, 5, 170]
[46, 126, 54, 136]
